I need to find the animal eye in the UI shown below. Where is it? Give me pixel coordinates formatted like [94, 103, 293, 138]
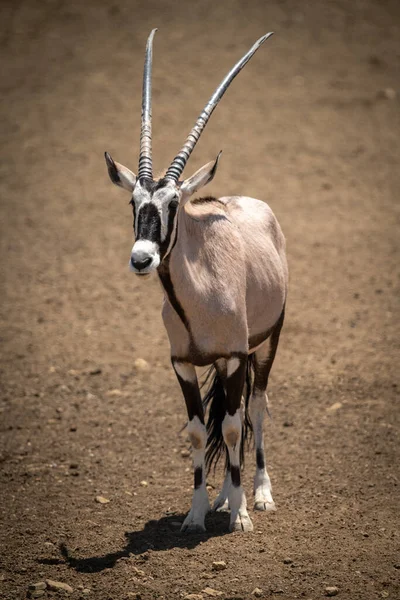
[169, 199, 178, 209]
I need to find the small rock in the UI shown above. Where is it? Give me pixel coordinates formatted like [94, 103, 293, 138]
[327, 402, 342, 412]
[283, 558, 293, 564]
[181, 449, 191, 458]
[202, 588, 223, 597]
[82, 589, 91, 595]
[106, 389, 123, 397]
[377, 87, 396, 100]
[252, 589, 263, 598]
[28, 582, 47, 591]
[28, 591, 46, 598]
[140, 480, 148, 487]
[283, 421, 293, 427]
[184, 595, 204, 600]
[89, 368, 102, 375]
[134, 358, 150, 371]
[381, 592, 389, 598]
[212, 561, 227, 571]
[95, 495, 110, 504]
[325, 586, 339, 597]
[45, 579, 73, 593]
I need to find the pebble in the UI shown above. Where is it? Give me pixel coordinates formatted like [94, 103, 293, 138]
[252, 589, 263, 598]
[106, 389, 123, 397]
[45, 579, 73, 593]
[28, 591, 45, 598]
[140, 480, 148, 487]
[377, 87, 396, 100]
[181, 449, 191, 458]
[184, 595, 204, 600]
[28, 582, 47, 591]
[95, 495, 110, 504]
[327, 402, 342, 412]
[212, 561, 227, 571]
[325, 586, 339, 597]
[283, 558, 293, 564]
[202, 588, 223, 597]
[134, 358, 150, 371]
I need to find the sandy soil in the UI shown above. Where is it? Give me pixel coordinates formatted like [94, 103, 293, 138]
[0, 1, 399, 599]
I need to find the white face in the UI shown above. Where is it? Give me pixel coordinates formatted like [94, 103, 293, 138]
[129, 178, 180, 275]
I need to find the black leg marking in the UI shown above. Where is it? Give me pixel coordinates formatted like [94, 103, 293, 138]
[172, 361, 203, 422]
[225, 355, 247, 416]
[194, 467, 203, 489]
[256, 448, 265, 470]
[230, 465, 241, 488]
[253, 307, 285, 393]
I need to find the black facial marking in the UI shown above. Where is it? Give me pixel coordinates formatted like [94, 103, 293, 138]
[256, 448, 265, 470]
[138, 177, 173, 194]
[159, 201, 179, 260]
[230, 465, 241, 487]
[194, 466, 203, 489]
[137, 202, 161, 242]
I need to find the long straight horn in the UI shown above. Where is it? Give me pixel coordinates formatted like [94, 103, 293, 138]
[164, 32, 274, 182]
[138, 29, 157, 180]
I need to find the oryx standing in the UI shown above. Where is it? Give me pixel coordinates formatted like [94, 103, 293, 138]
[105, 30, 288, 533]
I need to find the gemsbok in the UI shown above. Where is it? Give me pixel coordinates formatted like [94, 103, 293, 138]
[104, 30, 288, 533]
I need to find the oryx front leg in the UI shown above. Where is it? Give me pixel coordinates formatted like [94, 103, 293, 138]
[172, 360, 210, 533]
[223, 356, 253, 532]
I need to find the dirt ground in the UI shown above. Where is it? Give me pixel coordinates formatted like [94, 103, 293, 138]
[0, 1, 399, 599]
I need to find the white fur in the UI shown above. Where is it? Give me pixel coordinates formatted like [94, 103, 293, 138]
[249, 391, 275, 511]
[173, 361, 196, 383]
[130, 239, 160, 273]
[181, 415, 210, 532]
[226, 357, 241, 377]
[221, 410, 253, 531]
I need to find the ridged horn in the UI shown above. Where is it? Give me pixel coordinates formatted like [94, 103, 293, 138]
[138, 29, 157, 180]
[164, 32, 274, 182]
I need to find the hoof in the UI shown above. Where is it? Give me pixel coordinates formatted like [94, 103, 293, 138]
[180, 522, 206, 534]
[229, 514, 254, 532]
[254, 500, 276, 512]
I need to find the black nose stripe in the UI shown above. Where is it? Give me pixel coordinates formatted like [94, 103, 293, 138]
[137, 203, 161, 242]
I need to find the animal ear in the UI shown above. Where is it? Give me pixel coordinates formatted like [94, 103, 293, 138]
[180, 151, 222, 196]
[104, 152, 137, 192]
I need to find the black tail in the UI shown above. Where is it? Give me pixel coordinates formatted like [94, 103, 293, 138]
[202, 354, 255, 474]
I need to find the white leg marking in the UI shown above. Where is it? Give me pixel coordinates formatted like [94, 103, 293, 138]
[221, 410, 253, 532]
[181, 416, 210, 533]
[249, 391, 275, 512]
[173, 361, 197, 383]
[213, 469, 231, 512]
[226, 357, 241, 377]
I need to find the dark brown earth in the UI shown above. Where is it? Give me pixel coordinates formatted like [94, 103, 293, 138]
[1, 1, 399, 599]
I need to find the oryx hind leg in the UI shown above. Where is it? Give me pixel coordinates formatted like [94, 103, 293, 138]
[249, 308, 285, 512]
[222, 355, 253, 532]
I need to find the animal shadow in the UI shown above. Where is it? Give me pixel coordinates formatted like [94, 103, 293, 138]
[49, 512, 230, 573]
